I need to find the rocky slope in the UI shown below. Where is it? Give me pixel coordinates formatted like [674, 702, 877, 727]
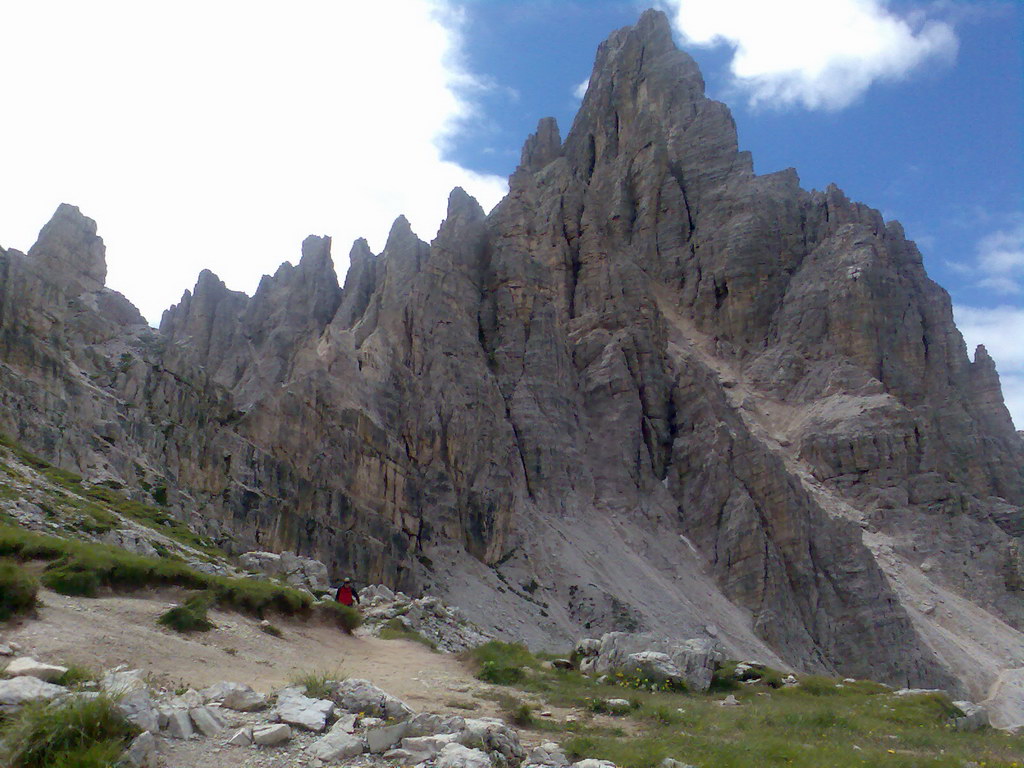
[0, 10, 1021, 697]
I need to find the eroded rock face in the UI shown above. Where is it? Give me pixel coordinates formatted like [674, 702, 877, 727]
[0, 10, 1021, 692]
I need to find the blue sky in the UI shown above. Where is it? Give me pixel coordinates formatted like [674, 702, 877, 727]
[0, 1, 1020, 425]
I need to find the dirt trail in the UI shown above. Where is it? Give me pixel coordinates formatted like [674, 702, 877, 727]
[6, 588, 493, 717]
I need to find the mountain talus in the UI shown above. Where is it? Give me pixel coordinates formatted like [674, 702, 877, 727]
[1, 10, 1022, 698]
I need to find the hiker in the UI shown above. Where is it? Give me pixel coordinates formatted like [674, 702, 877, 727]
[336, 577, 360, 607]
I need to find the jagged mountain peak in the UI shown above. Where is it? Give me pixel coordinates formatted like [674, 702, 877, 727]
[27, 202, 107, 292]
[0, 10, 1021, 705]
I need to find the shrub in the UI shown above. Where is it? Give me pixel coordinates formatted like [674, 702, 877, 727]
[0, 694, 138, 768]
[314, 600, 362, 634]
[467, 640, 535, 685]
[0, 559, 38, 620]
[158, 595, 213, 633]
[290, 669, 341, 700]
[41, 566, 100, 598]
[55, 665, 97, 688]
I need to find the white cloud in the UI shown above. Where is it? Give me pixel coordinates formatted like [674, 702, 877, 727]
[0, 1, 507, 323]
[663, 0, 958, 110]
[954, 304, 1024, 429]
[975, 220, 1024, 294]
[573, 78, 590, 100]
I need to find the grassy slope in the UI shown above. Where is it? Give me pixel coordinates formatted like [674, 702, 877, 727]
[466, 643, 1024, 768]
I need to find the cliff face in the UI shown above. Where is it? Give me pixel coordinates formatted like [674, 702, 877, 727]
[1, 10, 1022, 696]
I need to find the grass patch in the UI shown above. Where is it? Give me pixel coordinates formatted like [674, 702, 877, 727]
[55, 665, 97, 688]
[82, 486, 219, 556]
[158, 595, 213, 632]
[261, 622, 283, 638]
[0, 558, 38, 621]
[314, 600, 363, 634]
[290, 669, 342, 700]
[0, 524, 312, 617]
[466, 640, 537, 685]
[379, 618, 438, 650]
[0, 694, 138, 768]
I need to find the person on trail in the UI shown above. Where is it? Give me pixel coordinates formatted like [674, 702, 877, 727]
[336, 577, 360, 607]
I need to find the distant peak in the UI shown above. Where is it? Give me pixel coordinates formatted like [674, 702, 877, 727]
[446, 187, 485, 223]
[28, 203, 106, 291]
[519, 117, 562, 173]
[300, 235, 333, 268]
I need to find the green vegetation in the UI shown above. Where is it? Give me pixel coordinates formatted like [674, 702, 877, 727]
[290, 669, 342, 700]
[466, 641, 538, 685]
[0, 694, 138, 768]
[379, 618, 438, 650]
[0, 432, 216, 555]
[0, 558, 38, 621]
[55, 665, 97, 688]
[261, 621, 283, 638]
[314, 600, 363, 634]
[158, 595, 214, 632]
[0, 524, 312, 617]
[461, 644, 1024, 768]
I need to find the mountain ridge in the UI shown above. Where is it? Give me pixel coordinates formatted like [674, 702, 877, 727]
[0, 9, 1021, 701]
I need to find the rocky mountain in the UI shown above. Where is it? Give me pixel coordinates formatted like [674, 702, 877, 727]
[1, 10, 1021, 699]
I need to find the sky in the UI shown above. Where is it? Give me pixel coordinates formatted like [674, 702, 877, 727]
[0, 1, 1021, 426]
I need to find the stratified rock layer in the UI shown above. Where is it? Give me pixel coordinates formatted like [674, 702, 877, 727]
[1, 10, 1021, 695]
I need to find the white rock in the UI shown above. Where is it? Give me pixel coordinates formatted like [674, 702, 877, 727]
[335, 678, 413, 720]
[603, 698, 632, 715]
[274, 690, 334, 732]
[719, 694, 741, 707]
[528, 741, 569, 767]
[122, 731, 159, 768]
[437, 742, 493, 768]
[572, 760, 616, 768]
[952, 700, 989, 732]
[118, 690, 160, 733]
[404, 711, 466, 737]
[162, 707, 194, 739]
[459, 718, 525, 764]
[3, 657, 68, 682]
[201, 681, 268, 711]
[307, 728, 364, 760]
[253, 722, 292, 745]
[0, 675, 65, 707]
[226, 727, 252, 746]
[365, 721, 409, 752]
[101, 667, 148, 696]
[190, 706, 226, 737]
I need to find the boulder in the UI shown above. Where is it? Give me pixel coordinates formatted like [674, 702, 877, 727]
[593, 633, 720, 692]
[365, 721, 409, 752]
[334, 678, 413, 720]
[162, 707, 194, 739]
[952, 700, 989, 732]
[528, 741, 569, 767]
[253, 723, 292, 746]
[0, 676, 65, 708]
[622, 652, 684, 687]
[274, 690, 334, 732]
[405, 712, 466, 737]
[459, 718, 525, 765]
[201, 681, 268, 711]
[308, 726, 364, 760]
[189, 706, 225, 737]
[4, 657, 68, 682]
[227, 727, 252, 746]
[101, 667, 148, 696]
[438, 742, 493, 768]
[118, 690, 160, 732]
[122, 731, 158, 768]
[603, 698, 632, 715]
[572, 761, 616, 768]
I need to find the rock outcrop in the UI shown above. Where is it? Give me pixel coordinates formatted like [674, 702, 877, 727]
[0, 9, 1021, 696]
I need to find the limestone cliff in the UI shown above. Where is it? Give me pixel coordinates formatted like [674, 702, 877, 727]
[1, 10, 1022, 697]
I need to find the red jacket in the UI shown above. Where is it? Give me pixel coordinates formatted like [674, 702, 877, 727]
[336, 584, 359, 606]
